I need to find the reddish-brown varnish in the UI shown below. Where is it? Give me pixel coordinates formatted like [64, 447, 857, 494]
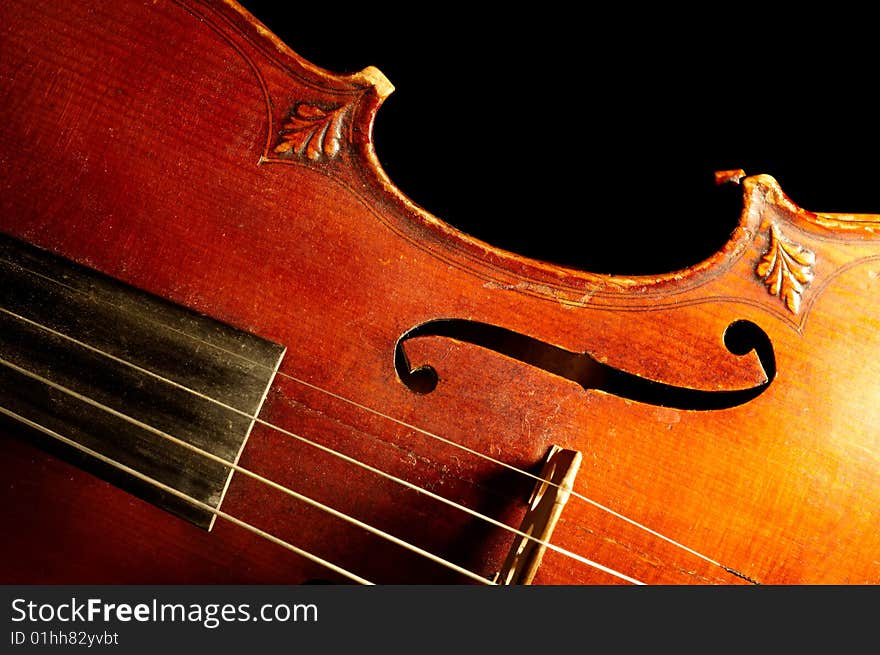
[0, 0, 878, 585]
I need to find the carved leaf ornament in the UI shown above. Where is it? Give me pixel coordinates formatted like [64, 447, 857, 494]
[756, 225, 815, 314]
[274, 102, 349, 160]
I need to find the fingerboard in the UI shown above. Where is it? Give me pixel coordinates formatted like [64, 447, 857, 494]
[0, 233, 285, 530]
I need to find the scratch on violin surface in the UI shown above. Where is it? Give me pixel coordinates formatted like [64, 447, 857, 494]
[652, 407, 682, 426]
[482, 279, 586, 308]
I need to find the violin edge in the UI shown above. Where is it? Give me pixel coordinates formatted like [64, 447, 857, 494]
[220, 1, 880, 298]
[220, 0, 395, 99]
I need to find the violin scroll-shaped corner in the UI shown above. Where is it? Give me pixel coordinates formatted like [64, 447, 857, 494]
[710, 168, 880, 324]
[396, 361, 440, 396]
[722, 319, 777, 383]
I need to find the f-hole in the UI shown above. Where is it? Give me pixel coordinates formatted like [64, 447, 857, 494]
[394, 318, 775, 411]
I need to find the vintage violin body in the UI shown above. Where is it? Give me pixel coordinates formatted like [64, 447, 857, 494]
[1, 0, 878, 585]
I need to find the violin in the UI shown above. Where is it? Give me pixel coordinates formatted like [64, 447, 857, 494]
[1, 0, 878, 585]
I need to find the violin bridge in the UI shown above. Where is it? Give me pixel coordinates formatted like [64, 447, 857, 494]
[494, 445, 582, 585]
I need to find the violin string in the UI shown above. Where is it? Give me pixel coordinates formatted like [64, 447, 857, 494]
[0, 352, 641, 585]
[2, 255, 723, 573]
[287, 373, 727, 566]
[291, 375, 729, 569]
[0, 404, 373, 586]
[1, 256, 720, 573]
[0, 285, 652, 585]
[0, 356, 489, 585]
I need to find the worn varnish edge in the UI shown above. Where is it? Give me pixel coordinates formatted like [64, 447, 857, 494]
[221, 0, 395, 99]
[221, 1, 880, 301]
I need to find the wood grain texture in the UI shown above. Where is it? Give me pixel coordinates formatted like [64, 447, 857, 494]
[0, 0, 878, 584]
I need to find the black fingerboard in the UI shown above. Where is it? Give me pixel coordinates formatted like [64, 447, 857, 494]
[0, 233, 286, 530]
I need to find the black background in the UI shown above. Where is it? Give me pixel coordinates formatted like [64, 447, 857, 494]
[240, 4, 877, 275]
